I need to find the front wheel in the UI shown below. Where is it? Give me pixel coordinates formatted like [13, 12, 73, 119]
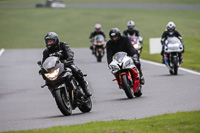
[173, 62, 178, 75]
[54, 89, 72, 116]
[170, 57, 178, 75]
[121, 74, 134, 99]
[78, 97, 92, 113]
[96, 50, 102, 62]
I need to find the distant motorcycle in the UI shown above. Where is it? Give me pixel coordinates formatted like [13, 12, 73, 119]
[164, 37, 184, 75]
[92, 35, 106, 62]
[36, 0, 66, 8]
[109, 52, 142, 99]
[128, 35, 143, 57]
[37, 52, 92, 116]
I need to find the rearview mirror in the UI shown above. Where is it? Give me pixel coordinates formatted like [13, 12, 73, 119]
[37, 61, 42, 66]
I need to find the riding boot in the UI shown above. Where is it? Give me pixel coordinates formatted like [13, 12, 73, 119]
[162, 56, 165, 64]
[90, 45, 95, 54]
[139, 70, 145, 85]
[161, 46, 165, 64]
[80, 81, 92, 97]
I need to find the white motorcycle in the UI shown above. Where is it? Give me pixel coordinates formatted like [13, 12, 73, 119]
[164, 37, 184, 75]
[109, 52, 142, 99]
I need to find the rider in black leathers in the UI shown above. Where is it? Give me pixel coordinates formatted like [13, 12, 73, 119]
[42, 32, 92, 97]
[106, 28, 144, 85]
[161, 21, 184, 63]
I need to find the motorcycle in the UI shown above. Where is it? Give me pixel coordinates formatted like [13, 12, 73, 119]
[109, 52, 142, 99]
[164, 37, 184, 75]
[128, 35, 143, 57]
[37, 51, 92, 116]
[92, 35, 106, 62]
[36, 0, 66, 8]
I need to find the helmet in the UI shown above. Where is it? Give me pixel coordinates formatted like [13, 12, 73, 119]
[127, 20, 135, 30]
[166, 21, 176, 33]
[95, 24, 101, 31]
[44, 32, 59, 49]
[109, 27, 121, 41]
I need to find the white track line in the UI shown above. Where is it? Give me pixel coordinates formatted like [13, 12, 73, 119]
[141, 59, 200, 76]
[0, 48, 5, 56]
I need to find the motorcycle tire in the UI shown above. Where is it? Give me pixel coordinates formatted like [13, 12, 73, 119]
[78, 97, 92, 113]
[171, 57, 178, 75]
[169, 70, 174, 75]
[121, 74, 134, 99]
[97, 51, 102, 62]
[173, 62, 178, 75]
[54, 89, 72, 116]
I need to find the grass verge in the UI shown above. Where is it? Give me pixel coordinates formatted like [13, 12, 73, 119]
[2, 110, 200, 133]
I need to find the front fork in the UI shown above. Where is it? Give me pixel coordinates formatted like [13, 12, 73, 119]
[164, 53, 183, 66]
[114, 71, 133, 88]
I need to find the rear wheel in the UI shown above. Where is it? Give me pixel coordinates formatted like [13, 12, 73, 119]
[121, 74, 134, 99]
[54, 89, 72, 116]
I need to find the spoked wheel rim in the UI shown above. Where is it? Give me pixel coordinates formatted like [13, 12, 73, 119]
[61, 91, 71, 110]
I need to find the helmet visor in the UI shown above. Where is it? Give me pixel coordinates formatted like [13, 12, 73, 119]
[46, 39, 54, 45]
[168, 29, 174, 32]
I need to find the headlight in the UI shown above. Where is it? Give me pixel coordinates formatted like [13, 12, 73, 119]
[134, 44, 139, 49]
[109, 65, 119, 72]
[45, 68, 59, 80]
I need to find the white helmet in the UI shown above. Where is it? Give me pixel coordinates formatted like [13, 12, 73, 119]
[166, 21, 176, 32]
[127, 20, 135, 30]
[95, 24, 101, 30]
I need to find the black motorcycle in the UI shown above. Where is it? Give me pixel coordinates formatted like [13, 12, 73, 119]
[37, 52, 92, 116]
[92, 35, 106, 62]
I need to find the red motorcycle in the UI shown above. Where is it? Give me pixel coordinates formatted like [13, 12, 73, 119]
[109, 52, 142, 99]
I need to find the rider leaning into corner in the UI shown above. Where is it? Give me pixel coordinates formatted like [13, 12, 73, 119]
[123, 20, 143, 44]
[161, 21, 184, 63]
[42, 32, 92, 97]
[89, 24, 107, 54]
[106, 28, 145, 85]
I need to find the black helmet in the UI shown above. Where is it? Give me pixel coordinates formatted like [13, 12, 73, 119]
[44, 32, 59, 49]
[109, 28, 121, 41]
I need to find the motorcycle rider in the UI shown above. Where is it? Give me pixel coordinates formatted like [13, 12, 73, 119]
[123, 20, 143, 44]
[161, 21, 184, 63]
[106, 28, 145, 85]
[89, 24, 107, 54]
[42, 32, 92, 97]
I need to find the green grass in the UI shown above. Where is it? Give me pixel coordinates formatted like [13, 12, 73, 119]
[2, 110, 200, 133]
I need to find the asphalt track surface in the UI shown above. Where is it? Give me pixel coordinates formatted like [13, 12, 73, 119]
[0, 48, 200, 132]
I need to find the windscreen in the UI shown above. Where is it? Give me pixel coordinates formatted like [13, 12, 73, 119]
[42, 57, 59, 71]
[113, 52, 127, 63]
[167, 37, 181, 44]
